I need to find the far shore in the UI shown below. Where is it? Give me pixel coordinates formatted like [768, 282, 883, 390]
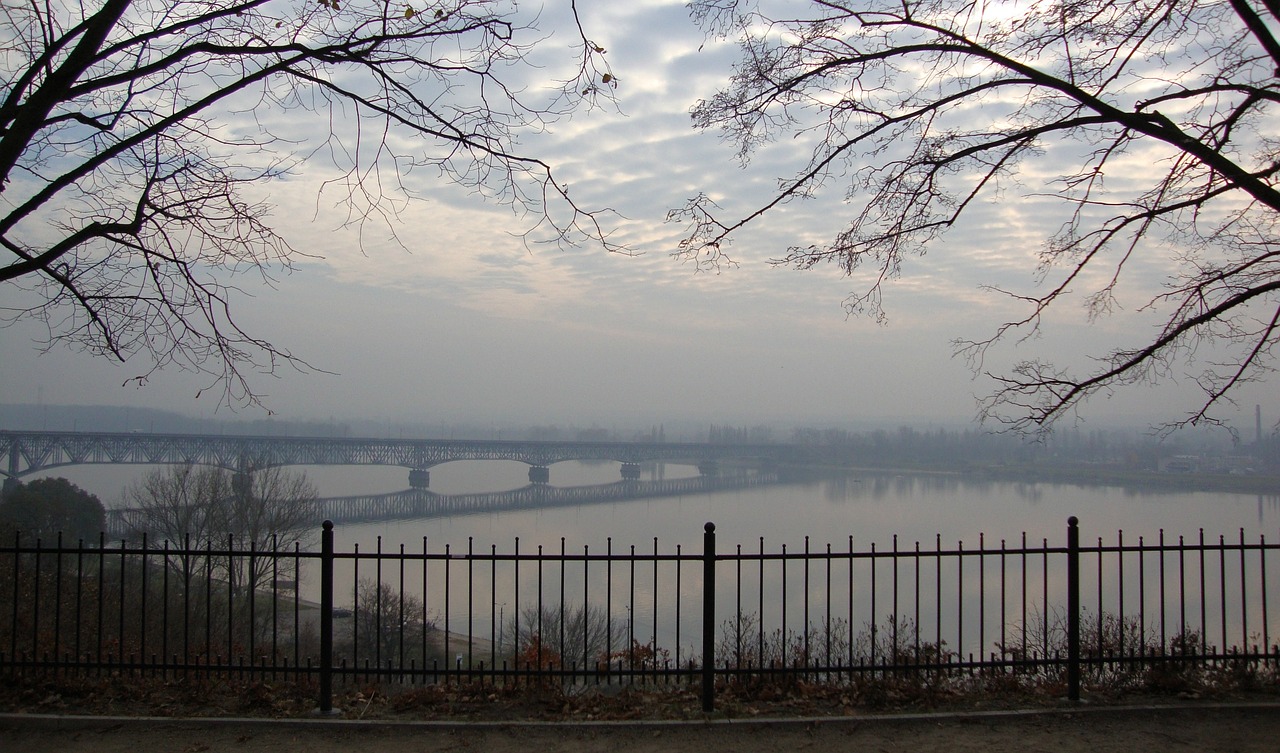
[780, 461, 1280, 496]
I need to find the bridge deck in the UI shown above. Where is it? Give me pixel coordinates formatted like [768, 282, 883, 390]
[2, 430, 788, 480]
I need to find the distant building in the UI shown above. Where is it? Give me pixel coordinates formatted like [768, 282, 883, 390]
[1158, 454, 1255, 474]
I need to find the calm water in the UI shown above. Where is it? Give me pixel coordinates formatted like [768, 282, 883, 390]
[29, 460, 1280, 660]
[39, 459, 1280, 551]
[323, 462, 1280, 558]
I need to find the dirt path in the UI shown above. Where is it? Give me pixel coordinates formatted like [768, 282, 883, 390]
[3, 703, 1278, 753]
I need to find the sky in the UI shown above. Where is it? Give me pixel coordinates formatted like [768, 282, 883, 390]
[1, 0, 1275, 437]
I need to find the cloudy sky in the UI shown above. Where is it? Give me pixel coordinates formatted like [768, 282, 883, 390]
[2, 0, 1274, 436]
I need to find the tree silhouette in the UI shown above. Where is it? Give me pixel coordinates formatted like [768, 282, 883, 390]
[675, 0, 1280, 432]
[0, 477, 106, 541]
[1, 0, 618, 408]
[120, 461, 316, 550]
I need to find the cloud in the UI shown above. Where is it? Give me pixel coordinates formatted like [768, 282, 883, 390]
[5, 0, 1273, 435]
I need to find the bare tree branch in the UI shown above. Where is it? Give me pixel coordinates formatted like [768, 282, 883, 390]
[2, 0, 621, 410]
[679, 0, 1280, 431]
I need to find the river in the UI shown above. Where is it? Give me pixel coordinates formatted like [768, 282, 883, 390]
[25, 459, 1280, 662]
[35, 458, 1280, 552]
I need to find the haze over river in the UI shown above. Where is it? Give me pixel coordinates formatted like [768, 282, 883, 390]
[40, 459, 1280, 552]
[30, 459, 1280, 662]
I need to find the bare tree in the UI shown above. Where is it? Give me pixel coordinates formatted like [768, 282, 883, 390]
[512, 602, 624, 670]
[347, 578, 439, 669]
[121, 461, 318, 646]
[219, 462, 317, 552]
[122, 461, 316, 550]
[119, 463, 228, 546]
[674, 0, 1280, 432]
[1, 0, 619, 408]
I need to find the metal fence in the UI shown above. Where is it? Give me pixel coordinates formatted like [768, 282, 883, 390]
[2, 517, 1277, 712]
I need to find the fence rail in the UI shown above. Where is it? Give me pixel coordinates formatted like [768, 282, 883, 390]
[2, 517, 1277, 712]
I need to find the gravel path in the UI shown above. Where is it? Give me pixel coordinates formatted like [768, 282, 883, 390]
[3, 703, 1279, 753]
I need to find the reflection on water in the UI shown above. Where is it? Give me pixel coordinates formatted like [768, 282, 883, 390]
[25, 459, 1280, 665]
[813, 473, 1052, 506]
[28, 460, 1280, 552]
[333, 467, 1279, 561]
[306, 473, 772, 526]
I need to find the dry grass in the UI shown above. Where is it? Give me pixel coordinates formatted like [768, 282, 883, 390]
[1, 657, 1276, 722]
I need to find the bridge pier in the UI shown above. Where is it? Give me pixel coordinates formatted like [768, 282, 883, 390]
[698, 460, 720, 477]
[408, 469, 430, 489]
[620, 463, 642, 480]
[528, 465, 550, 484]
[6, 443, 18, 493]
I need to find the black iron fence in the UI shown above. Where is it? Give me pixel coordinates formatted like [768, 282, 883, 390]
[2, 517, 1277, 712]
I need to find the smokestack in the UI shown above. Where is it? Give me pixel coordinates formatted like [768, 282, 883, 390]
[1257, 404, 1263, 445]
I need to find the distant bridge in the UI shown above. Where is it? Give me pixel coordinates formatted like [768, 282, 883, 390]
[107, 472, 777, 534]
[1, 430, 790, 489]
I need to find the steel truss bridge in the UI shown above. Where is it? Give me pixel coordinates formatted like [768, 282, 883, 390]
[2, 430, 790, 489]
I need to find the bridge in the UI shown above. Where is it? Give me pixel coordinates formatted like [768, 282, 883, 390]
[106, 471, 777, 535]
[1, 430, 790, 489]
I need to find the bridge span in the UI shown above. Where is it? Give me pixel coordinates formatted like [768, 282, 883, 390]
[1, 430, 789, 489]
[107, 472, 777, 534]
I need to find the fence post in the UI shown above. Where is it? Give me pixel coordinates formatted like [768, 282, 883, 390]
[315, 520, 338, 716]
[1067, 516, 1080, 701]
[702, 521, 716, 713]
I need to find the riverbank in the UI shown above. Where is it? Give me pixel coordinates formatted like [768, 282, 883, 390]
[965, 464, 1280, 495]
[782, 462, 1280, 497]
